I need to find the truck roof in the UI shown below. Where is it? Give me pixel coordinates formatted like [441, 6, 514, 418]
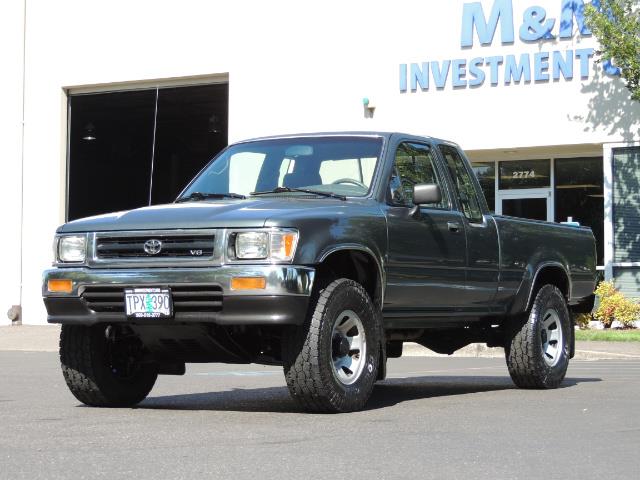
[234, 131, 456, 147]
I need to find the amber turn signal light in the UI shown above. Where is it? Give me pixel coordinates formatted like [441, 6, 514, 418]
[48, 279, 73, 293]
[230, 277, 267, 290]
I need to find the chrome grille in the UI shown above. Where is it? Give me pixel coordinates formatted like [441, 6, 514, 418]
[95, 235, 215, 259]
[81, 285, 223, 314]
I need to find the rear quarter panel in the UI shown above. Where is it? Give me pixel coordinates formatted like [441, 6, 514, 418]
[493, 216, 597, 315]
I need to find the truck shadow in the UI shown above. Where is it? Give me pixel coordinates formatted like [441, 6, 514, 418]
[134, 375, 601, 413]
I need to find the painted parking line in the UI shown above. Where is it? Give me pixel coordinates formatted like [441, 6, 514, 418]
[191, 370, 281, 377]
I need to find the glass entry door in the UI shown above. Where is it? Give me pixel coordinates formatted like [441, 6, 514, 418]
[495, 159, 553, 222]
[497, 191, 553, 221]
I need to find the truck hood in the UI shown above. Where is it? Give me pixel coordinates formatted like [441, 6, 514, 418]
[57, 197, 370, 233]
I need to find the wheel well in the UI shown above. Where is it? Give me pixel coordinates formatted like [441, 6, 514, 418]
[528, 266, 569, 309]
[316, 250, 382, 307]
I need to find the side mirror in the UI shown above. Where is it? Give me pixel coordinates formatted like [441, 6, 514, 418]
[413, 184, 442, 204]
[410, 184, 442, 218]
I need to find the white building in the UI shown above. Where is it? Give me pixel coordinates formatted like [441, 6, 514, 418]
[1, 0, 639, 326]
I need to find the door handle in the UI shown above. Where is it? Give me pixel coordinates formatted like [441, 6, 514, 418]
[447, 222, 461, 233]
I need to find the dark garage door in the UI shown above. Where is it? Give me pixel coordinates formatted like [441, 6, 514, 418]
[67, 83, 228, 221]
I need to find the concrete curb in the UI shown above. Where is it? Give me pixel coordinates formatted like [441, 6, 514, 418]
[0, 325, 60, 353]
[2, 326, 640, 360]
[402, 342, 640, 360]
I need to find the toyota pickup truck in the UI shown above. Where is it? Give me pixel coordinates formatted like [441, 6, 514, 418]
[43, 132, 597, 412]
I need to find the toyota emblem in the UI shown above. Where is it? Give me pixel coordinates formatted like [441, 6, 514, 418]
[143, 239, 162, 255]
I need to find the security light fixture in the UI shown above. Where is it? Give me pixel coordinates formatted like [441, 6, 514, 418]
[82, 122, 96, 141]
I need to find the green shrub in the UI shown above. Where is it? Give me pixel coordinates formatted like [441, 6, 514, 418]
[574, 313, 592, 330]
[593, 281, 640, 329]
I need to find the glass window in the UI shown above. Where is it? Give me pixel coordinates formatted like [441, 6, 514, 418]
[389, 142, 447, 208]
[472, 162, 495, 212]
[183, 136, 383, 198]
[499, 159, 550, 189]
[503, 197, 547, 221]
[555, 157, 604, 265]
[439, 145, 484, 222]
[229, 152, 266, 194]
[319, 157, 377, 185]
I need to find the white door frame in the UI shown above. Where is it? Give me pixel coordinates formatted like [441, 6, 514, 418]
[496, 188, 554, 221]
[603, 141, 640, 281]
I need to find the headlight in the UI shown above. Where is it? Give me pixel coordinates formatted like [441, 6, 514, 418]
[233, 230, 298, 262]
[236, 232, 269, 259]
[57, 235, 87, 263]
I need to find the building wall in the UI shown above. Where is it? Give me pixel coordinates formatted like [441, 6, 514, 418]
[0, 0, 25, 326]
[11, 0, 640, 324]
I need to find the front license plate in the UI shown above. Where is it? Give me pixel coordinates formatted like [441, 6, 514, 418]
[124, 288, 172, 318]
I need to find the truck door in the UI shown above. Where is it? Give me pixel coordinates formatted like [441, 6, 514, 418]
[384, 141, 468, 313]
[438, 144, 500, 308]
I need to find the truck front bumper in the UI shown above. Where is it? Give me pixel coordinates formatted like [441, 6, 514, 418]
[42, 265, 315, 326]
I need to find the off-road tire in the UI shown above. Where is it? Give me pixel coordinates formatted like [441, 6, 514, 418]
[60, 325, 158, 407]
[283, 278, 380, 413]
[506, 284, 571, 389]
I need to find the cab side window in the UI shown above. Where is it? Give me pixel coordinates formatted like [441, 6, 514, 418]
[390, 142, 447, 209]
[439, 144, 484, 223]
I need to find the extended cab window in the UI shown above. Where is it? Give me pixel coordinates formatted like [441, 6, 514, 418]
[439, 144, 484, 223]
[390, 142, 447, 208]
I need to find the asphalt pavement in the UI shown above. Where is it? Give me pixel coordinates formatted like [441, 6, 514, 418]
[1, 347, 639, 480]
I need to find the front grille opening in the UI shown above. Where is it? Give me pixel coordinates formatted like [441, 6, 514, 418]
[81, 286, 124, 313]
[171, 285, 223, 313]
[81, 285, 223, 314]
[95, 235, 215, 259]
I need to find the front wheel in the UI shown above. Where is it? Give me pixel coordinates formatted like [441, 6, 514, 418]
[505, 284, 571, 389]
[60, 325, 158, 407]
[283, 278, 380, 413]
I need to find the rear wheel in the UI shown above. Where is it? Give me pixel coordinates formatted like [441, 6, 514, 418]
[60, 325, 158, 407]
[506, 285, 571, 389]
[283, 278, 380, 413]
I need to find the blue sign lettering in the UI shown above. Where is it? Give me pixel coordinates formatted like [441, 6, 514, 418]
[552, 50, 573, 81]
[399, 64, 407, 92]
[468, 57, 485, 87]
[399, 1, 609, 93]
[575, 48, 595, 78]
[452, 59, 468, 88]
[411, 63, 429, 91]
[519, 6, 555, 41]
[461, 0, 514, 47]
[504, 54, 532, 84]
[485, 56, 504, 86]
[559, 0, 592, 38]
[534, 51, 550, 81]
[432, 60, 451, 89]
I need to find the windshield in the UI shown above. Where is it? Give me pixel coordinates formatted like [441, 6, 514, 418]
[180, 136, 383, 199]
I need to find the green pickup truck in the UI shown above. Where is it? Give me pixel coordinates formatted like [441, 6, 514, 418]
[43, 132, 597, 412]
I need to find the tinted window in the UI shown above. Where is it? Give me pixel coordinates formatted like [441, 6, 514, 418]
[472, 161, 495, 212]
[390, 142, 447, 208]
[499, 159, 551, 189]
[439, 145, 484, 222]
[555, 157, 604, 265]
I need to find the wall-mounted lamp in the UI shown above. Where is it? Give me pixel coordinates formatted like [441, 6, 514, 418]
[363, 98, 375, 118]
[82, 122, 96, 141]
[208, 114, 221, 134]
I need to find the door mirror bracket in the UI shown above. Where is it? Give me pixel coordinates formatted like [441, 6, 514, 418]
[409, 184, 442, 218]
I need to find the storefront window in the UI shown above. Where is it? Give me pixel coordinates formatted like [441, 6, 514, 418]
[499, 159, 550, 189]
[555, 157, 604, 265]
[472, 162, 495, 212]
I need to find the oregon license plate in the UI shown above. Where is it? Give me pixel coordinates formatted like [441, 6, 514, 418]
[124, 288, 172, 318]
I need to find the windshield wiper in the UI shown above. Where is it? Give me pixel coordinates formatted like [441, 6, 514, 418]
[175, 191, 246, 203]
[250, 186, 346, 201]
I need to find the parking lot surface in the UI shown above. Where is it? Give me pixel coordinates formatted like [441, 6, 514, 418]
[1, 351, 638, 480]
